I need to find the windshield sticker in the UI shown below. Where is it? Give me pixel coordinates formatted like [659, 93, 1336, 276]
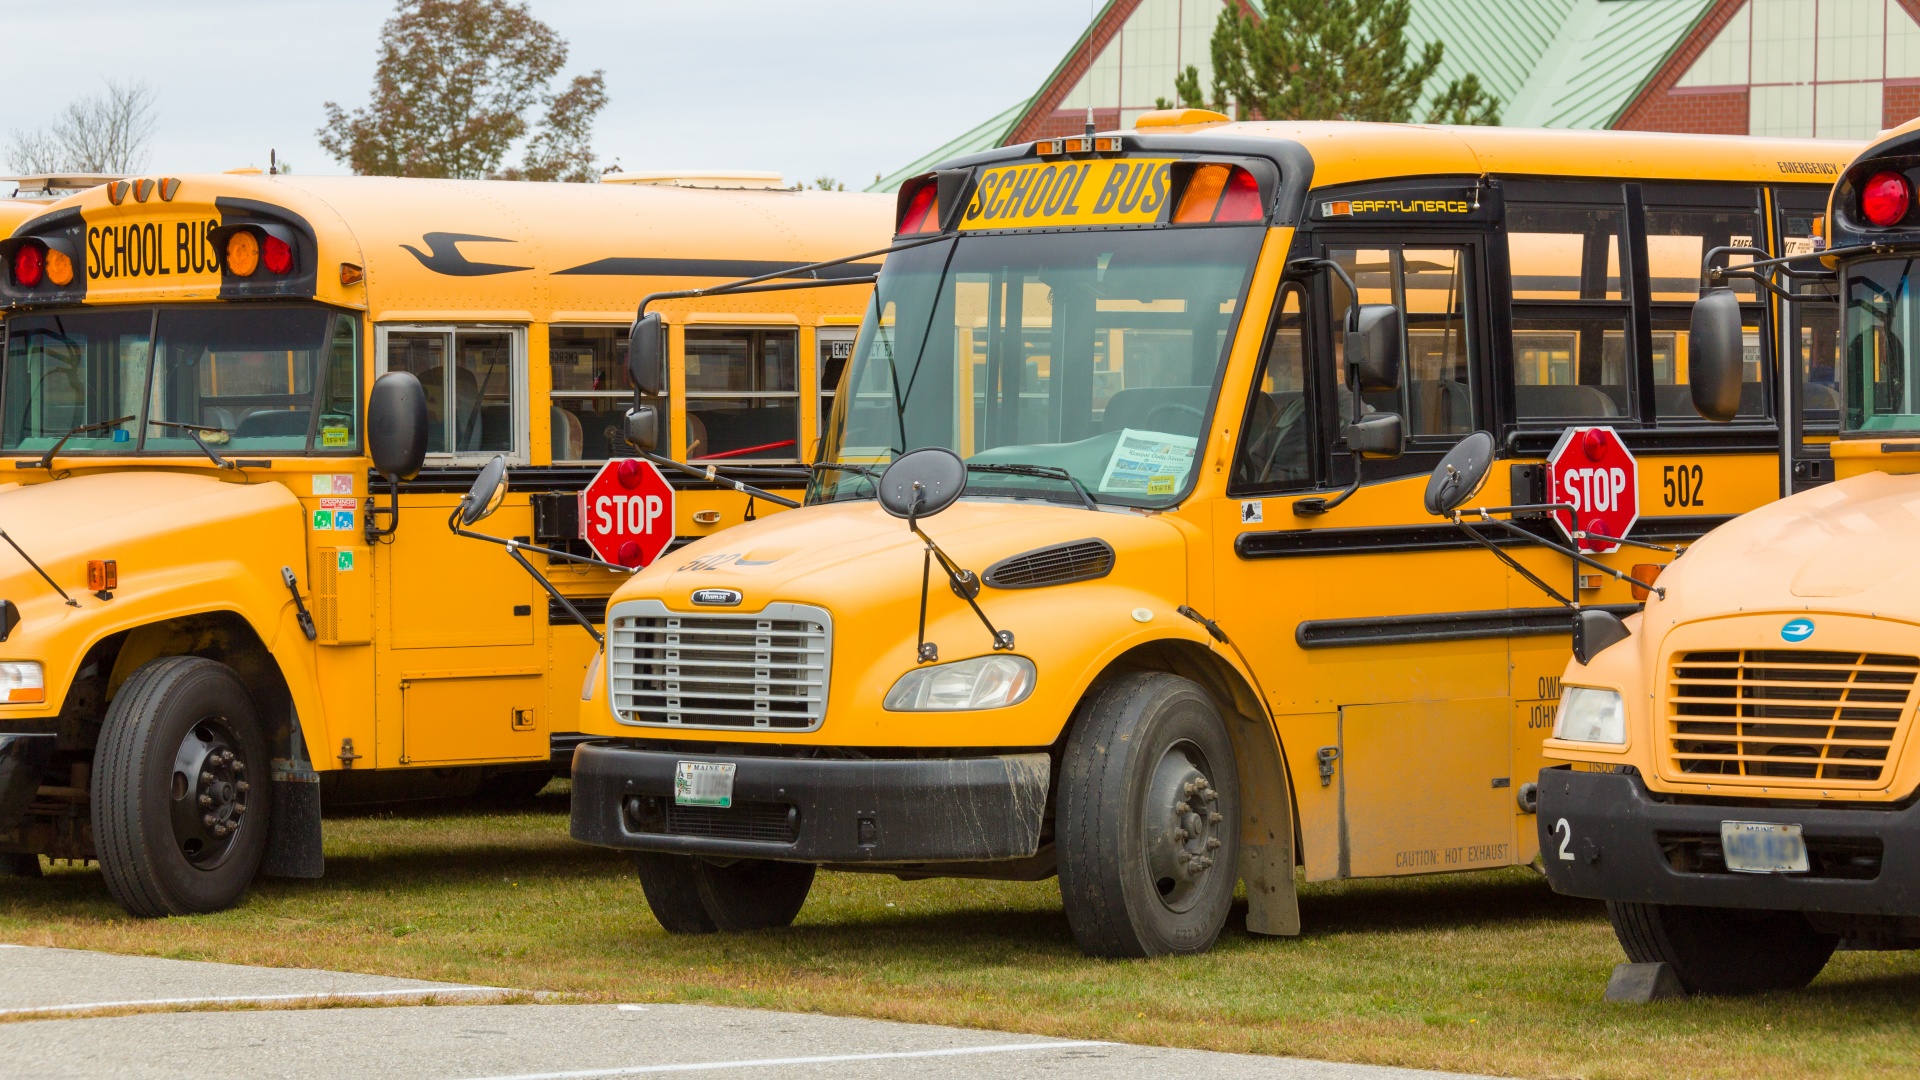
[962, 158, 1175, 230]
[1098, 428, 1197, 496]
[320, 426, 352, 447]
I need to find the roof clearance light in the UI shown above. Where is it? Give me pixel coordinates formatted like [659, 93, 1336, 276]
[1862, 170, 1911, 228]
[1174, 164, 1231, 223]
[1094, 136, 1123, 152]
[226, 230, 261, 276]
[11, 244, 43, 288]
[897, 182, 939, 235]
[1063, 137, 1091, 154]
[43, 246, 73, 287]
[1035, 139, 1063, 157]
[262, 233, 294, 275]
[1215, 166, 1263, 221]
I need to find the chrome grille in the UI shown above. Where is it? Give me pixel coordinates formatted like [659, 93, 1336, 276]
[1667, 648, 1919, 787]
[608, 600, 830, 731]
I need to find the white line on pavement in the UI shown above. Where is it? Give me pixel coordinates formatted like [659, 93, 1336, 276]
[0, 986, 507, 1017]
[459, 1041, 1113, 1080]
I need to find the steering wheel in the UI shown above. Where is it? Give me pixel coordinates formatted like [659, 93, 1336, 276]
[1142, 401, 1204, 430]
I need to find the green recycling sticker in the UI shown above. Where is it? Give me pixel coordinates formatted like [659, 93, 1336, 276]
[337, 550, 355, 572]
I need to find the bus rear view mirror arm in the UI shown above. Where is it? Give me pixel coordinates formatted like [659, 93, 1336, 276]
[364, 371, 429, 543]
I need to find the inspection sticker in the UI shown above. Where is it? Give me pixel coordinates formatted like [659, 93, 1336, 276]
[674, 760, 736, 808]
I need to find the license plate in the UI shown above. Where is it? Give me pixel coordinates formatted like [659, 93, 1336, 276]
[1721, 820, 1809, 873]
[674, 761, 735, 808]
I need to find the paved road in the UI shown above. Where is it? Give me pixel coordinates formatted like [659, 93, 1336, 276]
[0, 947, 1495, 1080]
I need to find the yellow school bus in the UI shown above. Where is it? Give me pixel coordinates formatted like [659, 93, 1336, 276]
[1536, 116, 1920, 995]
[0, 171, 889, 912]
[561, 115, 1858, 956]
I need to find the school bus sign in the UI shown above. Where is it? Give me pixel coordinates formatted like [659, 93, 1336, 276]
[1545, 426, 1639, 553]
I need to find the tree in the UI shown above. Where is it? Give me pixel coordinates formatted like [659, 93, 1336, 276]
[318, 0, 609, 180]
[6, 81, 157, 175]
[1159, 0, 1500, 126]
[811, 176, 845, 191]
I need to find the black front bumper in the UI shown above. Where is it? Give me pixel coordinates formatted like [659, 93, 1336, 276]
[1537, 767, 1920, 916]
[569, 740, 1050, 864]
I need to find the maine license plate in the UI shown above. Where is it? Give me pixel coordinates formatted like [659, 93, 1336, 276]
[674, 761, 735, 808]
[1721, 821, 1809, 873]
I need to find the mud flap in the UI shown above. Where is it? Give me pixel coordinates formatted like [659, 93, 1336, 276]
[0, 734, 54, 834]
[262, 759, 324, 879]
[1232, 714, 1300, 936]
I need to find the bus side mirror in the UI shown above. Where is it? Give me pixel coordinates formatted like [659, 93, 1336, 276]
[459, 455, 509, 526]
[1688, 289, 1744, 423]
[627, 312, 666, 397]
[1346, 304, 1403, 392]
[624, 404, 661, 453]
[1346, 412, 1403, 460]
[367, 371, 428, 482]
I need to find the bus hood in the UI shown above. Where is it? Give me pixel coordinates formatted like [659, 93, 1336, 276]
[0, 472, 305, 633]
[1647, 469, 1920, 628]
[621, 497, 1189, 621]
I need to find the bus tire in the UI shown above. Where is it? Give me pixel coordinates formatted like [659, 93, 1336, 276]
[634, 853, 718, 934]
[1057, 671, 1240, 958]
[93, 657, 271, 918]
[1607, 901, 1837, 995]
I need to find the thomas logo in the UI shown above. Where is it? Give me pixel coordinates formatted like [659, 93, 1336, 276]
[1781, 618, 1816, 642]
[691, 588, 742, 606]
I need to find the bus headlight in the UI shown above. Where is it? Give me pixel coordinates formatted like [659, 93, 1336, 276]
[884, 655, 1036, 712]
[0, 661, 45, 704]
[1554, 686, 1625, 744]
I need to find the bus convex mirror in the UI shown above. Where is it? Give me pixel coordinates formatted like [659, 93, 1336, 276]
[1688, 289, 1744, 423]
[367, 371, 428, 482]
[627, 312, 666, 397]
[1345, 412, 1403, 460]
[879, 447, 966, 520]
[1346, 304, 1403, 391]
[459, 454, 509, 526]
[1424, 430, 1495, 515]
[624, 404, 661, 453]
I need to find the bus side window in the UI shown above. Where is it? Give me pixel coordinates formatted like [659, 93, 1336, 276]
[1327, 244, 1477, 438]
[1231, 286, 1312, 491]
[383, 325, 526, 462]
[685, 328, 800, 462]
[1775, 192, 1841, 428]
[1506, 190, 1634, 421]
[1643, 186, 1767, 422]
[549, 325, 643, 462]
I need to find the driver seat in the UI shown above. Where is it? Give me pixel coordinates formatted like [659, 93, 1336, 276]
[1101, 385, 1210, 436]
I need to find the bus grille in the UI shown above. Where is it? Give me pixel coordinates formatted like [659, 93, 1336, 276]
[608, 602, 830, 731]
[1667, 649, 1919, 786]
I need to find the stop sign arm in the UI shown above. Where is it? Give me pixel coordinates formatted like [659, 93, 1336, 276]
[638, 449, 802, 509]
[447, 506, 631, 647]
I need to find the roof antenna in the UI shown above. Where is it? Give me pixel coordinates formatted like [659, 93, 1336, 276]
[1085, 0, 1097, 139]
[269, 149, 277, 176]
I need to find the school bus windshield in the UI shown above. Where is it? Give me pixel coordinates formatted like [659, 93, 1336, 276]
[1845, 257, 1920, 434]
[815, 226, 1263, 506]
[2, 303, 359, 456]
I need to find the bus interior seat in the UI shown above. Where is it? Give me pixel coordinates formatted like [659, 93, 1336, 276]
[551, 406, 584, 461]
[1101, 385, 1211, 436]
[234, 409, 311, 439]
[1515, 384, 1621, 418]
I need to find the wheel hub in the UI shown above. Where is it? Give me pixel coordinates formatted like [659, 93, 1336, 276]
[168, 719, 250, 868]
[1142, 741, 1224, 913]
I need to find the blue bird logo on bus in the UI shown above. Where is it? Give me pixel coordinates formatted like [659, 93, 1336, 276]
[1781, 618, 1816, 642]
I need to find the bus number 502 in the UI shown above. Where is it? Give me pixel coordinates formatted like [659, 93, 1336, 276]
[1662, 464, 1705, 508]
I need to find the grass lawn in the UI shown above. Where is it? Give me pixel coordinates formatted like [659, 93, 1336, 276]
[2, 786, 1915, 1080]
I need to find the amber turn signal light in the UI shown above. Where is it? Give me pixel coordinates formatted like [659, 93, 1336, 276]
[87, 559, 118, 592]
[226, 230, 261, 276]
[340, 262, 364, 286]
[1630, 562, 1663, 602]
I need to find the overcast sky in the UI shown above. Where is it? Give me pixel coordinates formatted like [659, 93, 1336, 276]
[5, 0, 1098, 189]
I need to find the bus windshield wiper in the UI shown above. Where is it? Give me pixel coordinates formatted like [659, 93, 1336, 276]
[16, 415, 135, 472]
[148, 419, 262, 471]
[964, 463, 1098, 511]
[808, 461, 881, 502]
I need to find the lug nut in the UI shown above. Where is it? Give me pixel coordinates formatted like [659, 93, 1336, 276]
[235, 781, 249, 794]
[202, 813, 216, 827]
[200, 770, 215, 783]
[198, 794, 213, 807]
[1175, 801, 1190, 814]
[233, 803, 245, 816]
[1209, 811, 1223, 823]
[232, 760, 244, 773]
[1206, 837, 1221, 850]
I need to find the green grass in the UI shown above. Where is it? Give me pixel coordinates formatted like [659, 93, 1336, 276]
[3, 788, 1916, 1079]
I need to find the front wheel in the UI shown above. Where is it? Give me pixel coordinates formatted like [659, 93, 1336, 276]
[1057, 672, 1240, 958]
[634, 853, 814, 933]
[1608, 901, 1837, 995]
[93, 657, 271, 917]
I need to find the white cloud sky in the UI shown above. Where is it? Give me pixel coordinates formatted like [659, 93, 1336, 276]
[4, 0, 1098, 188]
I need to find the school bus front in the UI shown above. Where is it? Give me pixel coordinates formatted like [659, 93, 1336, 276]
[569, 119, 1858, 956]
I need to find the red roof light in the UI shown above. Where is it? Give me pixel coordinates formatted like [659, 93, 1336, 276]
[897, 182, 939, 235]
[1862, 170, 1911, 228]
[262, 234, 294, 274]
[11, 244, 43, 288]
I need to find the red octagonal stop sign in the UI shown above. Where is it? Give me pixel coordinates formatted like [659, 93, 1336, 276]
[1545, 426, 1638, 554]
[580, 458, 676, 567]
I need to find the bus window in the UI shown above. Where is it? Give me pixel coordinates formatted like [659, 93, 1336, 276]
[817, 328, 856, 440]
[1506, 197, 1633, 421]
[1645, 197, 1767, 421]
[685, 328, 799, 461]
[549, 325, 640, 462]
[383, 326, 524, 461]
[1231, 286, 1311, 490]
[1778, 199, 1842, 426]
[1328, 245, 1476, 437]
[2, 309, 151, 451]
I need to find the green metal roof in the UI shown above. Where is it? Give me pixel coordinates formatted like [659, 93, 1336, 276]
[867, 96, 1035, 193]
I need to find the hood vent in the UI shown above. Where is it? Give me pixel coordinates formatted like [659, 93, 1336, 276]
[984, 538, 1115, 589]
